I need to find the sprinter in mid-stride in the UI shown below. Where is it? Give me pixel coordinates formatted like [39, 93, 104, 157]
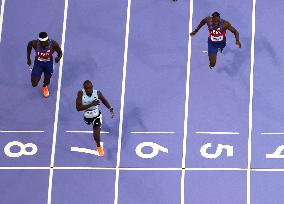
[76, 80, 114, 157]
[27, 32, 62, 97]
[190, 12, 241, 69]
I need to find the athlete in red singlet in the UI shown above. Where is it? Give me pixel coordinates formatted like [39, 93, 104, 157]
[27, 32, 62, 97]
[190, 12, 241, 69]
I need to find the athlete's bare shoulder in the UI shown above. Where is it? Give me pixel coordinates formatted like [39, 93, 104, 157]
[222, 20, 232, 29]
[77, 90, 83, 97]
[51, 40, 60, 49]
[28, 40, 37, 48]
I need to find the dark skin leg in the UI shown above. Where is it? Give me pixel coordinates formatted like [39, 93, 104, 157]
[93, 126, 101, 147]
[209, 55, 217, 69]
[31, 76, 41, 87]
[43, 73, 51, 86]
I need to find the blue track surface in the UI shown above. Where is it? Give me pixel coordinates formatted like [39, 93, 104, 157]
[0, 0, 284, 203]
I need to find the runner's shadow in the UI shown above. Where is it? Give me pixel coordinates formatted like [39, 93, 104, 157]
[62, 57, 98, 87]
[217, 36, 281, 76]
[216, 37, 249, 77]
[105, 104, 147, 160]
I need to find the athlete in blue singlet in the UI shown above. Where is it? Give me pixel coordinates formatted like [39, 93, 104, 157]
[76, 80, 115, 157]
[27, 32, 62, 97]
[190, 12, 241, 69]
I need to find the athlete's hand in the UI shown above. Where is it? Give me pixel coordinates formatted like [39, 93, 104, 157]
[55, 57, 60, 63]
[190, 30, 197, 36]
[236, 40, 241, 48]
[91, 100, 100, 106]
[110, 110, 114, 118]
[27, 58, 31, 66]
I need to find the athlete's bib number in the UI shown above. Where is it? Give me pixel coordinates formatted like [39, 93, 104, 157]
[84, 109, 99, 118]
[210, 35, 223, 42]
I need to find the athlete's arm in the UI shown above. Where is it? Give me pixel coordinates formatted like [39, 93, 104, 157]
[27, 40, 36, 66]
[76, 90, 100, 111]
[225, 21, 241, 48]
[190, 16, 209, 36]
[98, 91, 114, 118]
[53, 41, 63, 63]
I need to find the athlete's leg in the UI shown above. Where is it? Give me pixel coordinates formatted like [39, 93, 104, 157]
[93, 117, 104, 156]
[31, 60, 43, 87]
[43, 60, 53, 86]
[93, 126, 101, 147]
[43, 73, 51, 86]
[42, 61, 53, 97]
[209, 55, 217, 68]
[31, 76, 41, 87]
[208, 40, 218, 69]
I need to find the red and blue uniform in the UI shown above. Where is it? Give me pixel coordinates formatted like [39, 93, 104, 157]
[31, 40, 54, 78]
[207, 18, 226, 56]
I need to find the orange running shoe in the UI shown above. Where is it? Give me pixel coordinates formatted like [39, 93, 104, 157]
[97, 146, 104, 157]
[42, 85, 49, 97]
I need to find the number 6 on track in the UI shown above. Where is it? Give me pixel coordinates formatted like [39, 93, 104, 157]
[200, 143, 234, 159]
[135, 142, 168, 159]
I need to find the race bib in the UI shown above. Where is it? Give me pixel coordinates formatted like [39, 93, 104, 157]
[210, 35, 223, 42]
[37, 57, 51, 62]
[84, 109, 100, 118]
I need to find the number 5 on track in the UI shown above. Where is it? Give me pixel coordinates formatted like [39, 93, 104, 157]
[200, 143, 234, 159]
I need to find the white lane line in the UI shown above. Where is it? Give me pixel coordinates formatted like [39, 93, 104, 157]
[0, 167, 246, 171]
[70, 143, 104, 156]
[0, 0, 6, 44]
[66, 131, 110, 134]
[251, 169, 284, 172]
[195, 131, 240, 135]
[0, 130, 45, 133]
[247, 0, 257, 203]
[0, 167, 50, 170]
[114, 0, 132, 204]
[181, 0, 194, 203]
[130, 131, 175, 134]
[47, 1, 69, 204]
[261, 133, 284, 135]
[2, 167, 284, 172]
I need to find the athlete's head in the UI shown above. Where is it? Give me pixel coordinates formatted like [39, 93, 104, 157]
[38, 32, 49, 48]
[211, 12, 220, 26]
[83, 80, 93, 95]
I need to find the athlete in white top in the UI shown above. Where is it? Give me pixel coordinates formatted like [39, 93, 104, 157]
[76, 80, 114, 157]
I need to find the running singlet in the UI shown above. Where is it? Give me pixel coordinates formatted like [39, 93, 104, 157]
[35, 40, 53, 62]
[82, 89, 100, 118]
[208, 18, 226, 42]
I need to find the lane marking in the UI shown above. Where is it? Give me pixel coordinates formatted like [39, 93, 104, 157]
[181, 0, 194, 203]
[0, 130, 45, 133]
[2, 167, 284, 172]
[70, 143, 104, 156]
[130, 131, 175, 134]
[0, 0, 6, 44]
[261, 133, 284, 135]
[114, 0, 132, 204]
[3, 167, 275, 171]
[196, 131, 240, 135]
[66, 131, 110, 134]
[47, 1, 69, 204]
[247, 0, 257, 203]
